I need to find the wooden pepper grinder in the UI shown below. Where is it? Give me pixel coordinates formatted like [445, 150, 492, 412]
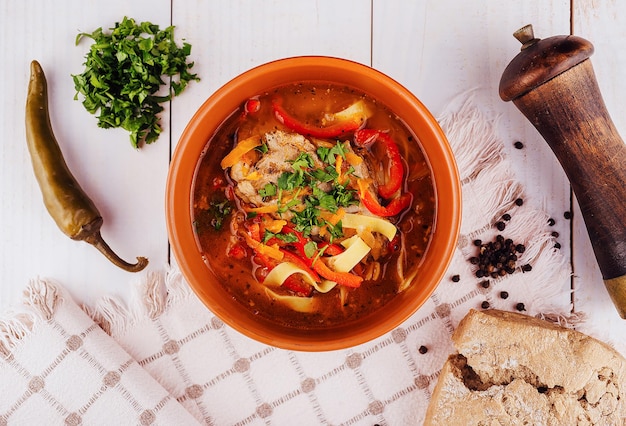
[500, 24, 626, 318]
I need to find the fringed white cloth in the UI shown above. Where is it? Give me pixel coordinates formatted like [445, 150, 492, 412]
[0, 97, 577, 425]
[0, 279, 198, 425]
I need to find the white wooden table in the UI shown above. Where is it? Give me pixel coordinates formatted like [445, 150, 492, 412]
[2, 0, 625, 360]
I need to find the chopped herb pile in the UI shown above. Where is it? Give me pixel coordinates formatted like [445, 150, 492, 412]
[72, 16, 200, 148]
[273, 142, 359, 238]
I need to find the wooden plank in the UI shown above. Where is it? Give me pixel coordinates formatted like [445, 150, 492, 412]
[170, 0, 372, 150]
[0, 1, 172, 309]
[572, 0, 626, 355]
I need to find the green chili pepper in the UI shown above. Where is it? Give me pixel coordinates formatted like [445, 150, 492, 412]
[25, 60, 148, 272]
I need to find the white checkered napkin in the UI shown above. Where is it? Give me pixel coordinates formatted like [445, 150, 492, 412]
[88, 270, 448, 425]
[0, 279, 198, 425]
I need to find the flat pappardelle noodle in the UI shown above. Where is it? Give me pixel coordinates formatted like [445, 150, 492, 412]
[326, 235, 372, 273]
[192, 82, 435, 328]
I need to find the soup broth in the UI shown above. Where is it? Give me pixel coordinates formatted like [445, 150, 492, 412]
[192, 82, 435, 329]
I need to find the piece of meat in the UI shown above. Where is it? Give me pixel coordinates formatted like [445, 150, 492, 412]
[230, 130, 321, 210]
[256, 130, 323, 183]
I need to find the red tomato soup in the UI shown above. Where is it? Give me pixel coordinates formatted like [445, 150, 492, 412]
[192, 82, 435, 329]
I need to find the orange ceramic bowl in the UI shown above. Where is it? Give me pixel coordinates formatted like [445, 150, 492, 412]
[166, 57, 461, 351]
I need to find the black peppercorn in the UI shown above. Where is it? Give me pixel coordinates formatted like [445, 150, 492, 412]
[554, 242, 562, 249]
[418, 345, 428, 354]
[548, 218, 556, 226]
[551, 231, 560, 238]
[481, 301, 490, 309]
[470, 235, 527, 279]
[564, 211, 572, 220]
[516, 302, 526, 311]
[521, 264, 532, 272]
[451, 274, 460, 282]
[515, 198, 524, 206]
[500, 291, 509, 299]
[502, 213, 511, 221]
[495, 221, 506, 231]
[514, 141, 524, 149]
[473, 239, 482, 247]
[480, 280, 490, 288]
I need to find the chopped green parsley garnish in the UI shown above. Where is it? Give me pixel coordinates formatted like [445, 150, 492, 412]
[72, 16, 200, 148]
[255, 143, 269, 154]
[263, 230, 299, 244]
[271, 141, 359, 238]
[304, 241, 318, 258]
[202, 198, 232, 231]
[317, 141, 348, 164]
[259, 183, 277, 198]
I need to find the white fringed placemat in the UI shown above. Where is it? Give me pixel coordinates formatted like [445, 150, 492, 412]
[0, 97, 575, 425]
[0, 280, 198, 425]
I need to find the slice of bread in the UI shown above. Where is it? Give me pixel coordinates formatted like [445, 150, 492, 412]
[424, 309, 626, 425]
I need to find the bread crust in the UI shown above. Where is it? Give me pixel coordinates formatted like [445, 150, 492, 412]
[424, 309, 626, 425]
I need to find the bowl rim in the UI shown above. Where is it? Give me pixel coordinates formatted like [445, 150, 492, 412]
[166, 56, 461, 351]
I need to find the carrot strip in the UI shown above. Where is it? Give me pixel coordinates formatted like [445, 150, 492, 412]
[312, 259, 363, 288]
[242, 232, 284, 261]
[247, 204, 279, 214]
[220, 136, 262, 169]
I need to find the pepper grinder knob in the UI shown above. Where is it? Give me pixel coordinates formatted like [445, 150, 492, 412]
[500, 25, 626, 318]
[513, 24, 539, 49]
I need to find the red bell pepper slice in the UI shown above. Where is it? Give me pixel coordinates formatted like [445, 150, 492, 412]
[360, 190, 412, 217]
[280, 249, 322, 282]
[318, 242, 344, 256]
[354, 129, 404, 199]
[244, 98, 261, 115]
[279, 226, 312, 264]
[283, 275, 313, 297]
[254, 251, 314, 297]
[272, 99, 361, 139]
[387, 234, 401, 253]
[312, 258, 363, 288]
[282, 226, 306, 242]
[239, 97, 261, 120]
